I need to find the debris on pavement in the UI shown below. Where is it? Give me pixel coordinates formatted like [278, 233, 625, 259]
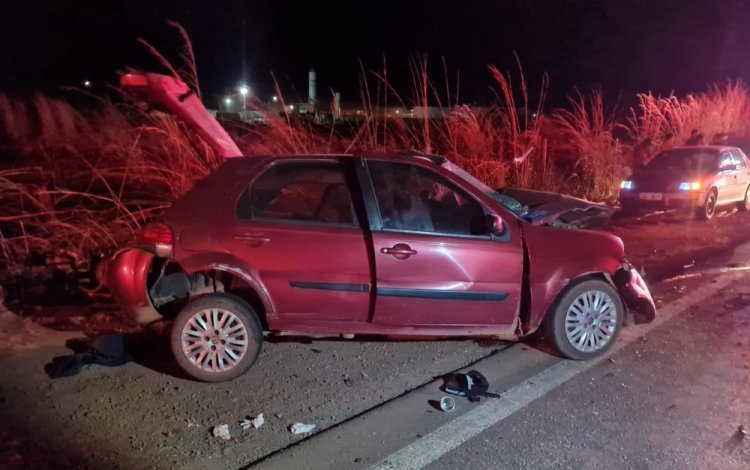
[240, 414, 265, 430]
[738, 424, 747, 438]
[439, 396, 456, 412]
[290, 422, 316, 434]
[212, 424, 231, 440]
[442, 370, 501, 402]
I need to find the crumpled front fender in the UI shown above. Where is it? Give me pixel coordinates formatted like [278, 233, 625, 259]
[613, 264, 656, 324]
[97, 248, 161, 324]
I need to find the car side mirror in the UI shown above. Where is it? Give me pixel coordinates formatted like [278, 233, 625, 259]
[470, 213, 505, 235]
[485, 214, 505, 235]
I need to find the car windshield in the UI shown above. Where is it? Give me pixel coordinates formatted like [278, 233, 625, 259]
[646, 149, 718, 173]
[440, 160, 529, 218]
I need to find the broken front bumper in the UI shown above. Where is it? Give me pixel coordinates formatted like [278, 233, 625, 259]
[613, 264, 656, 324]
[96, 248, 161, 324]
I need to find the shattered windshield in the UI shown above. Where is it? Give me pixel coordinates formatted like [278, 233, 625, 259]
[439, 160, 529, 218]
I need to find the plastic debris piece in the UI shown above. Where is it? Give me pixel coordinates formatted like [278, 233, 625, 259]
[439, 396, 456, 412]
[212, 424, 231, 440]
[241, 414, 265, 430]
[290, 422, 316, 434]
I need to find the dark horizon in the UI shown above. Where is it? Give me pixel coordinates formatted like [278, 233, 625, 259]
[2, 0, 748, 109]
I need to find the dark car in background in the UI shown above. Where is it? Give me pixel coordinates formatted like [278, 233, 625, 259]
[620, 146, 750, 219]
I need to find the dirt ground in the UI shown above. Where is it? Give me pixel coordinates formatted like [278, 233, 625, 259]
[1, 207, 750, 469]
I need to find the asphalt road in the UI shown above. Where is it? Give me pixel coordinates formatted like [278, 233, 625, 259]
[2, 212, 750, 469]
[426, 273, 750, 470]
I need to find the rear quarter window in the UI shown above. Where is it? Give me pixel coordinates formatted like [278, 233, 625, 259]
[236, 161, 356, 225]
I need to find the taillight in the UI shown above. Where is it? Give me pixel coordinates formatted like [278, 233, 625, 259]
[140, 223, 174, 258]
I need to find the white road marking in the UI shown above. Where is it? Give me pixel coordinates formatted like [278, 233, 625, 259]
[371, 251, 750, 470]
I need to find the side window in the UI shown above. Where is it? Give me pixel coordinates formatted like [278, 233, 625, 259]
[720, 152, 734, 170]
[237, 161, 355, 225]
[731, 150, 746, 169]
[367, 161, 486, 236]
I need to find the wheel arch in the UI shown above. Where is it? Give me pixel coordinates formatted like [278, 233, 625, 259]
[160, 252, 276, 328]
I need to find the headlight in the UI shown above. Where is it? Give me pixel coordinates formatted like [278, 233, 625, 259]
[678, 181, 701, 191]
[620, 180, 634, 190]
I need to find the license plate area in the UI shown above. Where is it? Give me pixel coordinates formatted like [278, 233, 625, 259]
[640, 192, 663, 201]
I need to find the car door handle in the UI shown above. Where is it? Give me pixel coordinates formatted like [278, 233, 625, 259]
[233, 234, 270, 246]
[381, 244, 417, 259]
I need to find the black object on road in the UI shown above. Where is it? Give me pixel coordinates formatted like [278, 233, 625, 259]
[442, 370, 501, 402]
[45, 334, 132, 378]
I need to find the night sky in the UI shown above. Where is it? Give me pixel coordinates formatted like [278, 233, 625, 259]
[2, 0, 748, 108]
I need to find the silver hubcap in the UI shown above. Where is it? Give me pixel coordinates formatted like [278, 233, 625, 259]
[565, 290, 618, 353]
[181, 308, 249, 373]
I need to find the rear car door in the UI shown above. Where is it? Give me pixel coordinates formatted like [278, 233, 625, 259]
[363, 159, 523, 327]
[226, 159, 372, 322]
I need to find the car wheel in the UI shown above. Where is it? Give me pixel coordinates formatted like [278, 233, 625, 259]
[737, 186, 750, 211]
[542, 279, 623, 360]
[697, 189, 717, 220]
[170, 293, 263, 382]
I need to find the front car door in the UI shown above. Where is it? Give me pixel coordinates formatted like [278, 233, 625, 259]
[731, 149, 750, 202]
[226, 158, 372, 322]
[717, 150, 741, 203]
[362, 159, 523, 328]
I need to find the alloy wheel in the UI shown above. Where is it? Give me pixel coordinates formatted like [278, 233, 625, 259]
[564, 290, 618, 353]
[180, 308, 249, 373]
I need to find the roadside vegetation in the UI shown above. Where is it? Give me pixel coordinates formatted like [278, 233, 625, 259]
[2, 27, 750, 276]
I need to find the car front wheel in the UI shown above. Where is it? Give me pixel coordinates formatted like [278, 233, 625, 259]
[697, 189, 717, 220]
[170, 293, 263, 382]
[543, 279, 623, 360]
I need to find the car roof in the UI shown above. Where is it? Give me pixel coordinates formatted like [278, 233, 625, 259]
[225, 151, 448, 166]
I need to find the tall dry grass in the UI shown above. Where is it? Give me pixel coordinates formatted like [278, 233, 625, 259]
[2, 23, 750, 276]
[552, 91, 626, 200]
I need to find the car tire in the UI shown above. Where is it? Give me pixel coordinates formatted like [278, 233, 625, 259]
[542, 278, 623, 360]
[170, 293, 263, 382]
[696, 189, 718, 220]
[737, 186, 750, 211]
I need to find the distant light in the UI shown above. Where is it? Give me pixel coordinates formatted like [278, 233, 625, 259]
[395, 109, 400, 114]
[272, 96, 278, 102]
[620, 180, 634, 190]
[224, 98, 233, 105]
[239, 85, 249, 96]
[83, 80, 91, 88]
[288, 104, 294, 110]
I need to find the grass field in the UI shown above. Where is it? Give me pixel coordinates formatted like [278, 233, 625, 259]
[2, 46, 750, 274]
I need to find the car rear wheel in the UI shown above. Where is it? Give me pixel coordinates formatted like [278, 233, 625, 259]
[737, 186, 750, 211]
[697, 189, 717, 220]
[170, 293, 263, 382]
[543, 279, 623, 360]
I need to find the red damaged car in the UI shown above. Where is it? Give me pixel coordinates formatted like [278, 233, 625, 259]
[100, 74, 655, 382]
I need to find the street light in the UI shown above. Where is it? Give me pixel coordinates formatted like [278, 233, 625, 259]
[239, 85, 249, 111]
[272, 96, 278, 103]
[83, 80, 91, 88]
[224, 97, 233, 110]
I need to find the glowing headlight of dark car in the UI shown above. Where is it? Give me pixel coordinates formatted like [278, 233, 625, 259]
[620, 180, 634, 190]
[678, 181, 701, 191]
